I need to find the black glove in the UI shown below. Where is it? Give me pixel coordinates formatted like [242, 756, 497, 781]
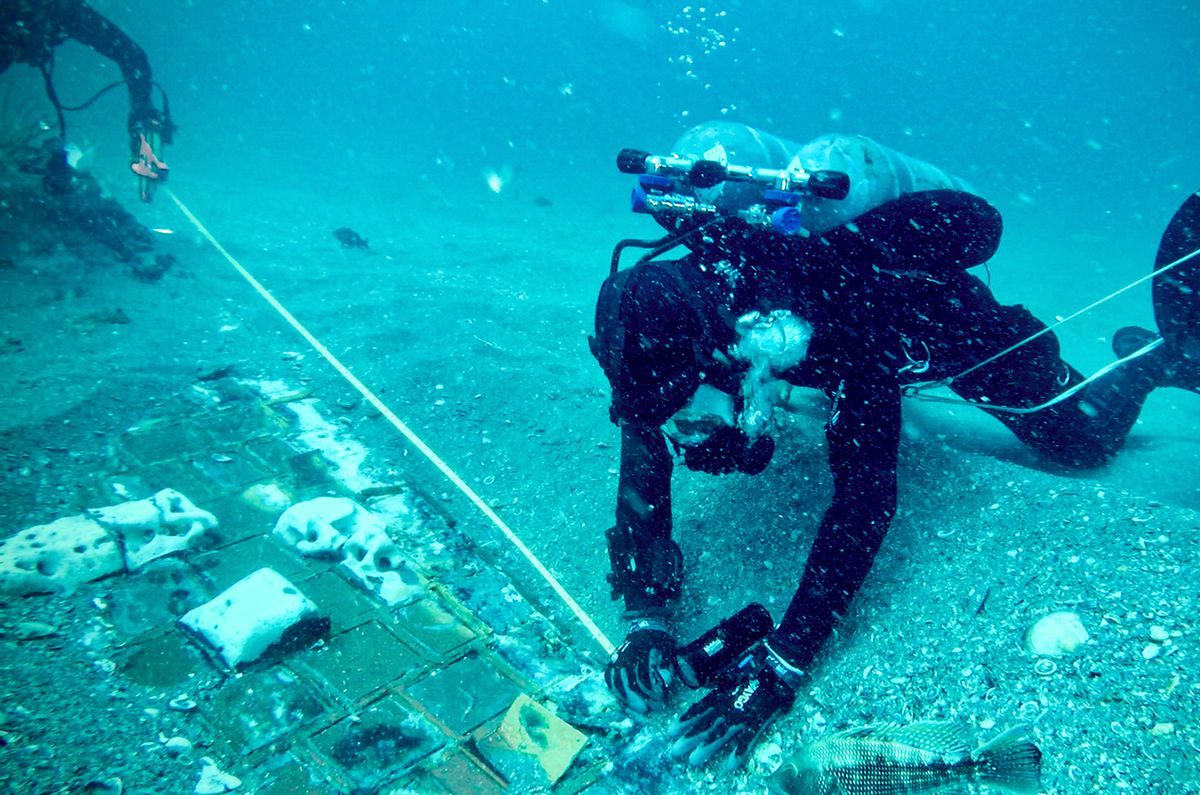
[668, 641, 801, 770]
[682, 426, 774, 475]
[605, 615, 677, 714]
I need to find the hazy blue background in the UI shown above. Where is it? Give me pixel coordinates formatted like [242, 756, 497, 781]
[27, 0, 1198, 353]
[47, 1, 1194, 220]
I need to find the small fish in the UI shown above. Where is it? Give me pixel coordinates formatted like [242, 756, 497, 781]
[768, 722, 1041, 795]
[333, 227, 369, 249]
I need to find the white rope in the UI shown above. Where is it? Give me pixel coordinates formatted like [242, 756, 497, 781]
[906, 244, 1200, 411]
[907, 337, 1163, 414]
[165, 188, 616, 655]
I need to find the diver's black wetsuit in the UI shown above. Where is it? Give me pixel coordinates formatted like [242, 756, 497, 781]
[597, 190, 1162, 671]
[1, 0, 156, 149]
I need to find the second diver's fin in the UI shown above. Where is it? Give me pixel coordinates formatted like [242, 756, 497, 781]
[1152, 189, 1200, 363]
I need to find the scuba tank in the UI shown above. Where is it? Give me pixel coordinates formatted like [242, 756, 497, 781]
[619, 121, 979, 236]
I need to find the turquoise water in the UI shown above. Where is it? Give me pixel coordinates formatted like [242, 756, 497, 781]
[50, 2, 1200, 228]
[8, 3, 1199, 791]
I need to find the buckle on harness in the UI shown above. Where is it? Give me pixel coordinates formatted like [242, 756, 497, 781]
[899, 338, 931, 375]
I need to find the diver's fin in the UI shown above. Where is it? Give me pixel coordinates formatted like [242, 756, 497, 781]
[972, 724, 1042, 795]
[1112, 325, 1200, 393]
[1112, 326, 1161, 360]
[1152, 189, 1200, 363]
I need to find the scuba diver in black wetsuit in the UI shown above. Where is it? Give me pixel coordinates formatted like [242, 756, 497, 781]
[590, 121, 1200, 771]
[1, 0, 172, 197]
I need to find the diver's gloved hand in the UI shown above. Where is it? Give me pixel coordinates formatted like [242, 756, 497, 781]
[682, 426, 774, 475]
[129, 105, 172, 139]
[668, 640, 801, 770]
[605, 614, 677, 714]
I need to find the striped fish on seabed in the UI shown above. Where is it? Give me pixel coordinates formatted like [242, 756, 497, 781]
[767, 721, 1042, 795]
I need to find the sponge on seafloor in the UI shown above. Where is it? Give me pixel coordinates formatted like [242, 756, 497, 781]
[89, 488, 218, 571]
[0, 515, 124, 596]
[180, 568, 328, 669]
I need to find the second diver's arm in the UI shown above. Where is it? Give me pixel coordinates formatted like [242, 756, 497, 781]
[57, 1, 154, 136]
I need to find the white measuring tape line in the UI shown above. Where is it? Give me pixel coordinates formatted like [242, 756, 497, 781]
[906, 244, 1200, 410]
[165, 188, 616, 655]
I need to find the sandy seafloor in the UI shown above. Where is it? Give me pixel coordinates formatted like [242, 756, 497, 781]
[0, 136, 1197, 795]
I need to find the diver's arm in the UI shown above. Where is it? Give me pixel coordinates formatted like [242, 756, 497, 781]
[57, 1, 154, 129]
[604, 421, 682, 712]
[608, 422, 681, 613]
[772, 373, 901, 668]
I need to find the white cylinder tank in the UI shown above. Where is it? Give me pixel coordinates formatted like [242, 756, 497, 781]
[670, 121, 978, 233]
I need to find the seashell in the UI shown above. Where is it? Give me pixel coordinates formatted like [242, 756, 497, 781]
[1032, 658, 1058, 676]
[1025, 612, 1089, 656]
[1150, 722, 1175, 737]
[1149, 625, 1170, 643]
[168, 694, 197, 712]
[164, 736, 193, 758]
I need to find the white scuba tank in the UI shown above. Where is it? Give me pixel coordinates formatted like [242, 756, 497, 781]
[669, 121, 978, 234]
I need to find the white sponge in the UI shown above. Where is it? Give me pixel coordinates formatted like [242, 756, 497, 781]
[180, 568, 325, 668]
[89, 488, 218, 570]
[0, 515, 123, 595]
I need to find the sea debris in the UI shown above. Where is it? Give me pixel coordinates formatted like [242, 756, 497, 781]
[1024, 611, 1089, 657]
[273, 497, 425, 605]
[194, 757, 241, 794]
[0, 515, 123, 596]
[130, 253, 177, 283]
[180, 568, 328, 669]
[333, 226, 369, 249]
[89, 488, 218, 571]
[768, 722, 1041, 795]
[82, 778, 123, 794]
[0, 621, 58, 641]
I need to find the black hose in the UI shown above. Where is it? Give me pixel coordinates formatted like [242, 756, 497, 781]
[38, 58, 175, 142]
[38, 61, 67, 139]
[53, 79, 125, 112]
[608, 217, 733, 275]
[609, 234, 673, 275]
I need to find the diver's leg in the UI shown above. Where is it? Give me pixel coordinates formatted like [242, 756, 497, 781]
[917, 270, 1144, 468]
[949, 303, 1181, 468]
